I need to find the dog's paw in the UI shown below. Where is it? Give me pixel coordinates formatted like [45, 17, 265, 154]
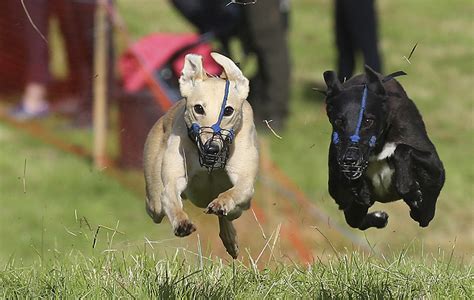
[372, 211, 389, 228]
[409, 209, 431, 228]
[174, 219, 196, 237]
[404, 189, 423, 210]
[205, 198, 236, 216]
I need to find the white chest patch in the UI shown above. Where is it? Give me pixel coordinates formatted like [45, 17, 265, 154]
[366, 143, 397, 198]
[370, 142, 397, 161]
[366, 160, 395, 198]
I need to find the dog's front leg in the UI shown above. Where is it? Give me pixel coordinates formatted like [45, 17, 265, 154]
[161, 178, 196, 237]
[206, 140, 258, 220]
[161, 142, 196, 237]
[206, 121, 258, 219]
[393, 144, 440, 227]
[207, 169, 256, 259]
[206, 170, 255, 220]
[343, 180, 389, 230]
[393, 145, 423, 209]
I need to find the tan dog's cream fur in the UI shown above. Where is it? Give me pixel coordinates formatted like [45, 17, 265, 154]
[143, 52, 259, 258]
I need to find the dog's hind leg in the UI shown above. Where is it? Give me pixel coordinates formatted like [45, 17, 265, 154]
[218, 216, 239, 259]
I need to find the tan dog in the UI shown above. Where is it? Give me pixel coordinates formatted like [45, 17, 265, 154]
[143, 52, 259, 258]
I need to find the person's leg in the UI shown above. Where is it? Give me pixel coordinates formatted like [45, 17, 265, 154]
[345, 0, 382, 73]
[335, 0, 355, 81]
[54, 0, 88, 99]
[0, 1, 29, 92]
[242, 0, 290, 129]
[72, 0, 115, 127]
[18, 0, 50, 117]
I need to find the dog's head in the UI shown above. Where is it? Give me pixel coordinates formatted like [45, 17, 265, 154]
[179, 52, 249, 170]
[324, 66, 389, 180]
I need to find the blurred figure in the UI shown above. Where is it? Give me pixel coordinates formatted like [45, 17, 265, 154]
[10, 0, 51, 120]
[7, 0, 114, 125]
[56, 0, 115, 127]
[171, 0, 291, 129]
[334, 0, 382, 82]
[171, 0, 241, 57]
[241, 0, 290, 129]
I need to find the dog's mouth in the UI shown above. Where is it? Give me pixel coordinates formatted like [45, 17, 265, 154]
[338, 159, 369, 180]
[337, 146, 370, 180]
[189, 126, 233, 172]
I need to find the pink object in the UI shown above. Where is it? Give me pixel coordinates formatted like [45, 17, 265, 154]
[119, 33, 222, 93]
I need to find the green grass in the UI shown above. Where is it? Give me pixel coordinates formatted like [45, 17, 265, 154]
[1, 248, 472, 298]
[0, 122, 166, 263]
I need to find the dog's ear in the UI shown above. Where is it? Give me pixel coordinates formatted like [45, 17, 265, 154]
[179, 54, 208, 98]
[323, 71, 343, 98]
[365, 65, 386, 95]
[211, 52, 249, 99]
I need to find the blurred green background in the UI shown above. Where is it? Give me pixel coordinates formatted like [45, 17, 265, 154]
[0, 0, 472, 265]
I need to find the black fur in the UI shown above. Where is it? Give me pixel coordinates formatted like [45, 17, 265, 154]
[323, 66, 445, 230]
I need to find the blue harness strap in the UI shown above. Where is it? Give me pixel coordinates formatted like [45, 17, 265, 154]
[332, 84, 376, 147]
[190, 80, 234, 140]
[211, 80, 230, 133]
[350, 85, 368, 143]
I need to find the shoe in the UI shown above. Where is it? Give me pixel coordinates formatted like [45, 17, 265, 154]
[9, 103, 49, 121]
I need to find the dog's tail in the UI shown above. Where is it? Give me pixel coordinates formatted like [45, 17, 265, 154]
[218, 216, 239, 259]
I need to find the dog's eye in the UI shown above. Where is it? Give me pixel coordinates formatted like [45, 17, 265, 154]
[364, 118, 374, 127]
[334, 118, 344, 128]
[194, 104, 205, 115]
[223, 106, 234, 117]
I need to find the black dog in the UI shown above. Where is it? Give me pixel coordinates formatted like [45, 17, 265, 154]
[322, 66, 445, 230]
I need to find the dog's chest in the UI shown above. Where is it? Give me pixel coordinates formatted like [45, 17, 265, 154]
[366, 143, 397, 201]
[184, 169, 233, 208]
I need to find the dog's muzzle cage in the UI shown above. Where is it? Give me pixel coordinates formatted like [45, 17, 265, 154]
[331, 84, 377, 180]
[337, 145, 371, 180]
[187, 80, 236, 172]
[188, 124, 234, 171]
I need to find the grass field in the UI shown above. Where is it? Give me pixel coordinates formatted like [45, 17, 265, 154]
[0, 0, 473, 297]
[1, 249, 472, 298]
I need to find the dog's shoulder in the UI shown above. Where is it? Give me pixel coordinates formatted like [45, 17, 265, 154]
[146, 100, 186, 141]
[382, 81, 439, 154]
[242, 100, 254, 119]
[166, 99, 186, 121]
[348, 72, 438, 154]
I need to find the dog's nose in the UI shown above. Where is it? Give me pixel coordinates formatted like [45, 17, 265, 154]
[343, 147, 360, 163]
[205, 142, 220, 155]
